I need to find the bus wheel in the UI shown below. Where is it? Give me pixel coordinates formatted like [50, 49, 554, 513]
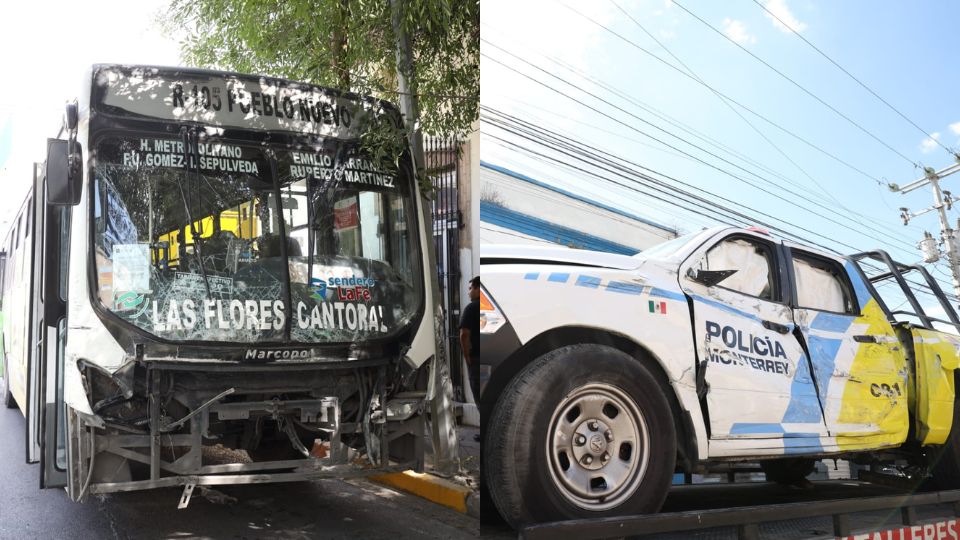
[2, 360, 15, 409]
[485, 344, 676, 527]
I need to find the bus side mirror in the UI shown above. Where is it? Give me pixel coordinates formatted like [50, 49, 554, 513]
[46, 138, 82, 206]
[65, 102, 78, 131]
[47, 102, 82, 206]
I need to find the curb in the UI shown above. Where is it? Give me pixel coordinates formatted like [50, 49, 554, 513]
[370, 470, 475, 516]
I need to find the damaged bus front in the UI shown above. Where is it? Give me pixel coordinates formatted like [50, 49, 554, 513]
[3, 65, 442, 502]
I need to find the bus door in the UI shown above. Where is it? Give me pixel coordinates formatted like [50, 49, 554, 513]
[25, 165, 41, 465]
[30, 152, 69, 488]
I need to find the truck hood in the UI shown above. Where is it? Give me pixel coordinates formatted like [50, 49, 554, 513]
[481, 244, 643, 271]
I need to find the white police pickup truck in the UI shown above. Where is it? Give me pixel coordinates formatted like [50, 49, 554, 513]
[480, 226, 960, 526]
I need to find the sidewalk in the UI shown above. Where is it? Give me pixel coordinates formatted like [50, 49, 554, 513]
[459, 425, 481, 518]
[370, 423, 481, 518]
[459, 425, 480, 485]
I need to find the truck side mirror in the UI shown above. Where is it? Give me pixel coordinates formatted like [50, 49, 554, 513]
[689, 268, 738, 287]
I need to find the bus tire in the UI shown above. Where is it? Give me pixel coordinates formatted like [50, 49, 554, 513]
[2, 359, 15, 409]
[930, 397, 960, 488]
[760, 458, 816, 485]
[485, 344, 676, 527]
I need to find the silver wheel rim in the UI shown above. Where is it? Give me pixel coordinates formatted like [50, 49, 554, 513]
[546, 382, 650, 511]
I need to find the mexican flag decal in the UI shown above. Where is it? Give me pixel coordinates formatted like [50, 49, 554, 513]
[648, 300, 667, 314]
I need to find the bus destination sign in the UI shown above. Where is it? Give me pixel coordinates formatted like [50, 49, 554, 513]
[95, 66, 401, 138]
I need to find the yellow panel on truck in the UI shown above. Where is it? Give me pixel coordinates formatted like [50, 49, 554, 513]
[911, 327, 960, 445]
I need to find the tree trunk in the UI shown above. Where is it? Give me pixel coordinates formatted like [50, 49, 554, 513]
[331, 0, 350, 90]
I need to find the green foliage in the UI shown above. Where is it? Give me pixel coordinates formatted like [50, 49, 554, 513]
[164, 0, 479, 139]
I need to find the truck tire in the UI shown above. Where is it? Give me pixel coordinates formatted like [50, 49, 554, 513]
[2, 359, 15, 409]
[760, 458, 816, 485]
[930, 397, 960, 488]
[485, 344, 677, 527]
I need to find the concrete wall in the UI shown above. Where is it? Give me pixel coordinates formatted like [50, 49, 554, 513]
[480, 221, 550, 246]
[480, 162, 677, 252]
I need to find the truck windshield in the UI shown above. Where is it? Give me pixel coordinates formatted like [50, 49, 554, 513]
[92, 136, 422, 344]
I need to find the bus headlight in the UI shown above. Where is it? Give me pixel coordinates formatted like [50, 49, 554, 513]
[480, 287, 506, 334]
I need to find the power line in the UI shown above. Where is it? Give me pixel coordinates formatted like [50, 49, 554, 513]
[485, 113, 770, 232]
[487, 125, 954, 302]
[483, 110, 959, 301]
[481, 101, 914, 249]
[490, 94, 694, 161]
[483, 154, 683, 231]
[479, 27, 824, 194]
[558, 4, 910, 180]
[670, 0, 919, 167]
[480, 53, 921, 252]
[750, 0, 955, 158]
[481, 36, 833, 201]
[487, 126, 955, 303]
[483, 29, 952, 297]
[483, 130, 757, 231]
[485, 108, 905, 254]
[481, 29, 925, 237]
[479, 225, 560, 245]
[488, 92, 803, 223]
[611, 0, 845, 210]
[483, 139, 719, 232]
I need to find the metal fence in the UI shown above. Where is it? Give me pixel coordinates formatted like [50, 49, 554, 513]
[424, 136, 465, 399]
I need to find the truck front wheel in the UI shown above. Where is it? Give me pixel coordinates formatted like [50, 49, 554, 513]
[485, 344, 677, 527]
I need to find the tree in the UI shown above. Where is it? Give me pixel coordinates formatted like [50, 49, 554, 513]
[164, 0, 478, 140]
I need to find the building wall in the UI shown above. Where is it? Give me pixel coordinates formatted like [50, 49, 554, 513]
[480, 221, 552, 246]
[480, 162, 677, 253]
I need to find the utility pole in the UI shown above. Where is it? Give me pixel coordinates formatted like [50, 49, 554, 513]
[391, 0, 460, 474]
[891, 156, 960, 298]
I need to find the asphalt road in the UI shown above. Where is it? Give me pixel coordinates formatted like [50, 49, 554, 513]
[0, 385, 479, 540]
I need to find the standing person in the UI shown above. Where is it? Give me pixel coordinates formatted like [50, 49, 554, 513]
[460, 276, 481, 441]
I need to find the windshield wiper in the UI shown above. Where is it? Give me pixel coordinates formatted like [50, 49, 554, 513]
[179, 126, 212, 298]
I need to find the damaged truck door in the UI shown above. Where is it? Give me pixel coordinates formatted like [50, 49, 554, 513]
[786, 248, 909, 451]
[682, 233, 828, 444]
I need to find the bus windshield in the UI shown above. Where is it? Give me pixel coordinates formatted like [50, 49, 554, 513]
[92, 135, 422, 344]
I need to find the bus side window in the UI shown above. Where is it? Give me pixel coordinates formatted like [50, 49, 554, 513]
[0, 254, 5, 309]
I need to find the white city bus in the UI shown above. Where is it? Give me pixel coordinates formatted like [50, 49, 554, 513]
[0, 64, 444, 502]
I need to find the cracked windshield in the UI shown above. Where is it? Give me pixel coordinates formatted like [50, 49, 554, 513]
[93, 135, 421, 343]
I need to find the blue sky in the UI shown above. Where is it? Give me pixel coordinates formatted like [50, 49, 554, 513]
[0, 113, 11, 171]
[481, 0, 960, 314]
[0, 0, 180, 231]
